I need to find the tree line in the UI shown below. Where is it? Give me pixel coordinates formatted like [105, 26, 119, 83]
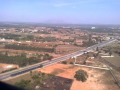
[0, 53, 53, 67]
[5, 44, 55, 53]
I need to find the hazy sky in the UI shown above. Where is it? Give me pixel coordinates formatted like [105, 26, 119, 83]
[0, 0, 120, 24]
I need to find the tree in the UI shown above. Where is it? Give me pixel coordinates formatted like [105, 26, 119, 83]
[108, 47, 112, 56]
[43, 53, 53, 60]
[70, 62, 73, 64]
[96, 51, 100, 57]
[74, 70, 88, 82]
[32, 74, 41, 85]
[83, 60, 86, 65]
[15, 79, 32, 90]
[5, 51, 8, 56]
[88, 34, 92, 42]
[20, 53, 26, 57]
[109, 51, 112, 56]
[39, 64, 43, 68]
[96, 47, 99, 51]
[30, 71, 33, 76]
[83, 53, 89, 65]
[62, 61, 67, 64]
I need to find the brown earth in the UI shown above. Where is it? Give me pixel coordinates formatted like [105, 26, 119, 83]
[55, 45, 85, 54]
[0, 63, 19, 73]
[38, 64, 120, 90]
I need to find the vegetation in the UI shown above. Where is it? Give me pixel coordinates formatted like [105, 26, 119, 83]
[43, 53, 53, 60]
[5, 44, 54, 53]
[109, 51, 112, 56]
[0, 54, 38, 67]
[14, 72, 73, 90]
[82, 41, 96, 47]
[62, 61, 67, 64]
[0, 33, 57, 42]
[0, 31, 58, 42]
[82, 53, 89, 65]
[102, 41, 120, 55]
[1, 67, 17, 73]
[15, 79, 32, 90]
[20, 35, 34, 41]
[62, 39, 74, 43]
[41, 37, 57, 42]
[74, 70, 88, 82]
[30, 71, 33, 76]
[39, 64, 43, 68]
[96, 47, 99, 51]
[15, 72, 54, 90]
[70, 62, 74, 64]
[0, 53, 53, 67]
[0, 33, 21, 40]
[38, 31, 50, 34]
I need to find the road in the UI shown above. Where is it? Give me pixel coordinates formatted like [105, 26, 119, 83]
[0, 39, 116, 80]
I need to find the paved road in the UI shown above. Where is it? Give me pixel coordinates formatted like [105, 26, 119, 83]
[0, 39, 116, 80]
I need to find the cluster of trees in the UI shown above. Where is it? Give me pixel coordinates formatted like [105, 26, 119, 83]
[0, 33, 57, 42]
[40, 37, 57, 42]
[81, 34, 96, 47]
[0, 34, 35, 41]
[102, 47, 113, 56]
[5, 44, 55, 53]
[82, 41, 96, 47]
[20, 35, 34, 41]
[0, 53, 53, 67]
[62, 61, 67, 64]
[89, 28, 113, 33]
[114, 51, 120, 56]
[15, 72, 54, 90]
[74, 70, 88, 82]
[0, 54, 39, 67]
[35, 36, 57, 42]
[15, 79, 32, 90]
[61, 61, 74, 64]
[62, 39, 74, 43]
[0, 33, 21, 40]
[41, 53, 53, 60]
[38, 31, 50, 34]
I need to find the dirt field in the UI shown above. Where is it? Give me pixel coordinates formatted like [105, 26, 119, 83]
[38, 64, 120, 90]
[55, 45, 84, 54]
[0, 63, 19, 73]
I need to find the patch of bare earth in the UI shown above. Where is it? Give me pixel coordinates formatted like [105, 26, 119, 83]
[38, 64, 120, 90]
[0, 63, 19, 73]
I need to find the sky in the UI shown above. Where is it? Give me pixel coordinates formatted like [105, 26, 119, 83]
[0, 0, 120, 24]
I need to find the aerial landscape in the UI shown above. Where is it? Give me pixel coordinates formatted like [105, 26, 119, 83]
[0, 0, 120, 90]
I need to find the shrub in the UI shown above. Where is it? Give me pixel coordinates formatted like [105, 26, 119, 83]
[62, 61, 67, 64]
[74, 70, 88, 82]
[70, 62, 73, 64]
[39, 64, 43, 68]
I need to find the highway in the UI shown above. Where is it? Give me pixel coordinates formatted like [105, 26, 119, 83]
[0, 39, 116, 80]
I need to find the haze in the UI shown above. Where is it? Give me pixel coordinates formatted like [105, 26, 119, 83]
[0, 0, 120, 24]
